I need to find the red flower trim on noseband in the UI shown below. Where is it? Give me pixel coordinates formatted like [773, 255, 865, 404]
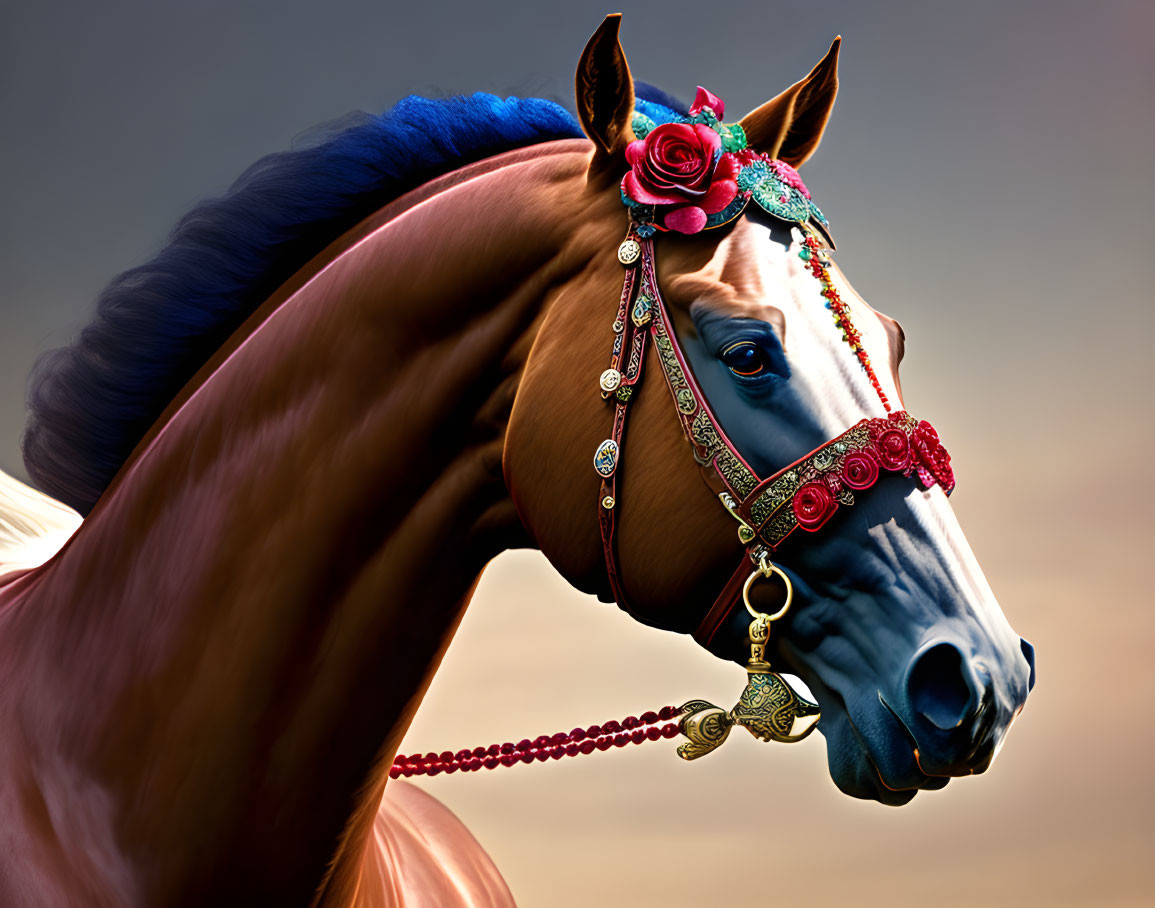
[913, 420, 954, 490]
[779, 411, 955, 535]
[840, 449, 880, 490]
[793, 482, 838, 531]
[874, 425, 911, 471]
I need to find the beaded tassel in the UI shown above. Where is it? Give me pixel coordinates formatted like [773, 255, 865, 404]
[799, 231, 891, 413]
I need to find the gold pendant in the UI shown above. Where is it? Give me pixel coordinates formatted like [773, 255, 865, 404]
[676, 556, 821, 761]
[676, 667, 821, 760]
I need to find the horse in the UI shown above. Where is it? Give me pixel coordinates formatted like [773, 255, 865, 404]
[0, 14, 1034, 906]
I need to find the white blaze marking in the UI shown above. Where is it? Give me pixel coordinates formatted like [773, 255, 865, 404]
[701, 221, 1020, 662]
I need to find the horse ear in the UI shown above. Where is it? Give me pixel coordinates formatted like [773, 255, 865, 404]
[575, 14, 635, 164]
[739, 37, 841, 167]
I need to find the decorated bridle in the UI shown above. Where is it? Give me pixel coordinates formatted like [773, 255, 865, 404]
[389, 89, 956, 779]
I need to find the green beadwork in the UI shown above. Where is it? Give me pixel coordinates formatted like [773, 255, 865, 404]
[752, 179, 814, 223]
[694, 107, 720, 129]
[718, 122, 746, 153]
[736, 160, 829, 227]
[631, 112, 657, 139]
[735, 161, 766, 194]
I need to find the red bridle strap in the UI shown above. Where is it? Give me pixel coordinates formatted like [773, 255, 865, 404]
[692, 554, 753, 649]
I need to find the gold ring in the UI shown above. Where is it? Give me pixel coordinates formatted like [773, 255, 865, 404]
[742, 561, 794, 622]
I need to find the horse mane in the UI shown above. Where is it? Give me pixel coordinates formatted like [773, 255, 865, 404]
[21, 86, 683, 516]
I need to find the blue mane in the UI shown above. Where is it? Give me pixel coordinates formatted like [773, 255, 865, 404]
[22, 87, 684, 516]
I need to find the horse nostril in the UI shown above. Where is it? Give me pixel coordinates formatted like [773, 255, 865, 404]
[1020, 637, 1036, 692]
[906, 642, 981, 731]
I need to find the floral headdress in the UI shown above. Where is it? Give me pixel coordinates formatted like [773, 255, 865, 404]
[621, 87, 829, 236]
[612, 86, 954, 510]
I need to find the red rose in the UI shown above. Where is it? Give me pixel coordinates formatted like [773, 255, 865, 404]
[841, 449, 880, 490]
[912, 421, 940, 463]
[936, 457, 956, 493]
[874, 427, 911, 472]
[622, 123, 739, 234]
[915, 436, 955, 494]
[910, 421, 953, 487]
[793, 481, 838, 532]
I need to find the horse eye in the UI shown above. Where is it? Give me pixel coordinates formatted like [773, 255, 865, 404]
[721, 342, 768, 377]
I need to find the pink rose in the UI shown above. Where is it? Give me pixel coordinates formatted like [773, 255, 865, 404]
[874, 427, 912, 472]
[622, 123, 740, 234]
[688, 86, 724, 119]
[841, 449, 881, 490]
[793, 481, 838, 532]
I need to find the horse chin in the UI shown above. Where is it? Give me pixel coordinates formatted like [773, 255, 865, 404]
[809, 679, 952, 806]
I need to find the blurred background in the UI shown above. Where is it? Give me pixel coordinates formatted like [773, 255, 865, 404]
[1, 1, 1152, 904]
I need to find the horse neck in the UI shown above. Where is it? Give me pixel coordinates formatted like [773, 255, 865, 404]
[0, 144, 591, 904]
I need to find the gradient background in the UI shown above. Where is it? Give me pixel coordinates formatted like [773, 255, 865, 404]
[2, 1, 1152, 905]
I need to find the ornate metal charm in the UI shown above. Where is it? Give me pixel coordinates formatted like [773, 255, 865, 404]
[676, 558, 820, 760]
[676, 671, 819, 760]
[718, 491, 756, 545]
[677, 700, 734, 760]
[631, 294, 653, 326]
[599, 368, 622, 395]
[733, 668, 820, 743]
[617, 238, 642, 265]
[593, 439, 619, 477]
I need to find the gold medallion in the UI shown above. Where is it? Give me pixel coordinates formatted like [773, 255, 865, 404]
[617, 238, 642, 265]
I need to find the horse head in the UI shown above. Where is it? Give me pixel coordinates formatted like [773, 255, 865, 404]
[505, 15, 1034, 804]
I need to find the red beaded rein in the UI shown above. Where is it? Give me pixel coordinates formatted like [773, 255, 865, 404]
[390, 706, 683, 778]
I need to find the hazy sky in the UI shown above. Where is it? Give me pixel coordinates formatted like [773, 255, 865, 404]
[1, 1, 1152, 905]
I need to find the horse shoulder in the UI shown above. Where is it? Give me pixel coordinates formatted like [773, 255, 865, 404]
[353, 782, 514, 908]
